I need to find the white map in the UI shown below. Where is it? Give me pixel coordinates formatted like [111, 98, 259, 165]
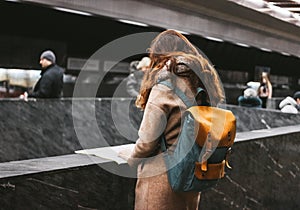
[75, 143, 135, 165]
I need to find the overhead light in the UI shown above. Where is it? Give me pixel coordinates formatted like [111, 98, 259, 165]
[229, 0, 266, 9]
[283, 7, 300, 12]
[231, 0, 300, 26]
[168, 29, 190, 35]
[204, 36, 224, 42]
[292, 13, 300, 20]
[267, 4, 292, 19]
[236, 42, 250, 48]
[281, 52, 291, 56]
[260, 47, 272, 52]
[118, 19, 149, 27]
[5, 0, 21, 2]
[282, 17, 298, 23]
[53, 7, 93, 16]
[257, 8, 272, 13]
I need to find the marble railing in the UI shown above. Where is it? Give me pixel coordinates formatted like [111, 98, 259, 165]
[0, 125, 299, 210]
[0, 98, 141, 162]
[0, 98, 299, 163]
[221, 104, 300, 131]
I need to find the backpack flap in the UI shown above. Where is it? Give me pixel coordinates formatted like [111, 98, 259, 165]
[194, 160, 225, 180]
[187, 106, 236, 180]
[187, 106, 236, 147]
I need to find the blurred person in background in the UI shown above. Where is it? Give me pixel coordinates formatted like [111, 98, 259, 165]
[238, 87, 262, 108]
[293, 91, 300, 111]
[126, 57, 151, 98]
[258, 72, 272, 108]
[20, 50, 63, 100]
[279, 91, 300, 114]
[279, 96, 298, 114]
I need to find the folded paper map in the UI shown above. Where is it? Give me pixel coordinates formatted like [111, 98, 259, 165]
[75, 143, 135, 165]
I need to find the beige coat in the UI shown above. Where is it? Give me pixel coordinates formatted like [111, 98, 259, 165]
[128, 68, 201, 210]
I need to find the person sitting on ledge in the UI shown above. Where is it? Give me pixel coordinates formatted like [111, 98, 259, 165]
[20, 50, 64, 100]
[279, 96, 298, 114]
[238, 87, 262, 108]
[279, 91, 300, 114]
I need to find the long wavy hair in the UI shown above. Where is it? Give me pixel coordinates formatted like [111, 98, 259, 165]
[135, 29, 225, 110]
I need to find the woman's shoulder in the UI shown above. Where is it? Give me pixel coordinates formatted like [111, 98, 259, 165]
[148, 83, 181, 114]
[151, 81, 173, 96]
[148, 74, 176, 103]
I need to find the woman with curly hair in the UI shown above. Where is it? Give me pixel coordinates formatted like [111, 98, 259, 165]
[119, 29, 225, 210]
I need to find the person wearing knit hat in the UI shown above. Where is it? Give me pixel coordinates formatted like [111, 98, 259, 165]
[20, 49, 63, 99]
[40, 50, 56, 64]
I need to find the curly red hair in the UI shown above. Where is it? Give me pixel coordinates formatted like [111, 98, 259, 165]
[136, 30, 225, 110]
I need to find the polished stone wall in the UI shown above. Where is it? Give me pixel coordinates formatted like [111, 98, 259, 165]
[0, 98, 142, 162]
[0, 129, 299, 210]
[0, 162, 136, 210]
[221, 104, 300, 132]
[0, 99, 299, 162]
[200, 131, 300, 210]
[0, 96, 299, 209]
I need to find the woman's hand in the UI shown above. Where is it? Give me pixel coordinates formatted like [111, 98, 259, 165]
[19, 91, 28, 101]
[118, 148, 132, 161]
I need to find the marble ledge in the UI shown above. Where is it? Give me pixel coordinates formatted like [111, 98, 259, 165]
[235, 124, 300, 142]
[0, 124, 299, 180]
[0, 154, 110, 179]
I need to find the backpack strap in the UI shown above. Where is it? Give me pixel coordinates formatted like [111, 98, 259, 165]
[196, 87, 210, 106]
[158, 80, 206, 152]
[196, 87, 205, 95]
[161, 135, 167, 152]
[158, 80, 195, 108]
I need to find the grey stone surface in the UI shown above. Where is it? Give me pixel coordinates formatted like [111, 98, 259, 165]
[1, 98, 300, 163]
[0, 154, 109, 179]
[0, 126, 299, 209]
[0, 163, 136, 210]
[200, 130, 300, 210]
[0, 98, 142, 162]
[222, 104, 300, 132]
[0, 72, 299, 210]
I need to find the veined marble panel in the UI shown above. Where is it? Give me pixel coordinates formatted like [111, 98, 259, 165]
[0, 99, 299, 162]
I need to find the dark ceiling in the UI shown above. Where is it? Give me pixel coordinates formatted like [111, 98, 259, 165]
[0, 1, 300, 79]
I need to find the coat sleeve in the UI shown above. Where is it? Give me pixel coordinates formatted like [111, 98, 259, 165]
[127, 85, 171, 167]
[29, 73, 53, 98]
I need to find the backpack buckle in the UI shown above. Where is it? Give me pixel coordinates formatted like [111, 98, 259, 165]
[201, 132, 213, 171]
[225, 147, 233, 169]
